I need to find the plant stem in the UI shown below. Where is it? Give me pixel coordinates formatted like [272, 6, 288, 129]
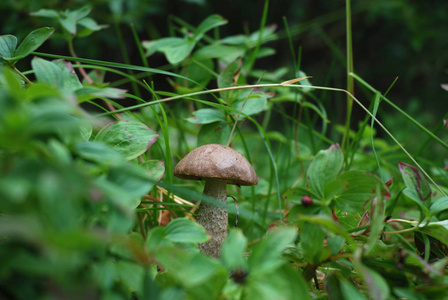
[342, 0, 354, 156]
[13, 66, 32, 85]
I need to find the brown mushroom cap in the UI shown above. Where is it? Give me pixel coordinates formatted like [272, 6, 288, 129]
[174, 144, 258, 186]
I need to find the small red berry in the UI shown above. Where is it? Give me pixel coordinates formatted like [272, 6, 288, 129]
[302, 195, 313, 207]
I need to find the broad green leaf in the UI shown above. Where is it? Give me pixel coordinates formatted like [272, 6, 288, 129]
[155, 246, 227, 300]
[246, 263, 311, 300]
[335, 170, 383, 213]
[197, 122, 231, 146]
[307, 143, 343, 199]
[74, 141, 126, 166]
[417, 220, 448, 248]
[399, 161, 432, 203]
[221, 229, 248, 271]
[30, 9, 60, 18]
[194, 14, 228, 42]
[143, 37, 184, 57]
[146, 226, 171, 251]
[60, 14, 78, 34]
[186, 108, 225, 124]
[366, 194, 385, 254]
[141, 160, 165, 181]
[325, 272, 344, 300]
[58, 6, 92, 35]
[193, 44, 243, 61]
[32, 57, 83, 93]
[107, 164, 157, 208]
[297, 214, 350, 238]
[77, 18, 108, 37]
[340, 277, 368, 300]
[430, 196, 448, 215]
[0, 35, 17, 60]
[163, 39, 196, 65]
[14, 27, 55, 62]
[173, 58, 213, 90]
[78, 17, 106, 31]
[300, 221, 327, 264]
[248, 227, 297, 275]
[353, 249, 390, 300]
[230, 91, 268, 119]
[165, 218, 209, 243]
[69, 5, 92, 21]
[362, 266, 390, 300]
[217, 57, 241, 101]
[95, 120, 159, 160]
[31, 56, 61, 85]
[248, 24, 278, 46]
[115, 261, 145, 296]
[76, 86, 126, 102]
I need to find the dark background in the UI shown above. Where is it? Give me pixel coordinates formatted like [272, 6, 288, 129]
[2, 0, 448, 155]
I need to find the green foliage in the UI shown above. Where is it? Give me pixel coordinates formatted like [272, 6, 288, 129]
[0, 27, 55, 66]
[1, 3, 448, 300]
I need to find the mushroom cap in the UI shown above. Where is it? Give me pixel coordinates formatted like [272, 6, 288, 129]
[174, 144, 258, 186]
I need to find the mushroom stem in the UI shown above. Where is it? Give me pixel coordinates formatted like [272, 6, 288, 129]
[197, 178, 228, 258]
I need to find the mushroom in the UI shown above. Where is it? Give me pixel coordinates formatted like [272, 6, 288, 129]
[174, 144, 257, 257]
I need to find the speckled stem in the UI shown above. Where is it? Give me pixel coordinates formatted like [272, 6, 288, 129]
[196, 178, 228, 258]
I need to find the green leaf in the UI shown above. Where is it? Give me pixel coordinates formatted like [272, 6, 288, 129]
[31, 56, 61, 84]
[107, 164, 157, 208]
[340, 277, 368, 300]
[143, 37, 184, 57]
[30, 9, 60, 18]
[141, 160, 165, 182]
[248, 227, 297, 275]
[217, 57, 242, 101]
[325, 272, 344, 299]
[300, 221, 327, 264]
[193, 44, 243, 61]
[146, 226, 171, 252]
[194, 14, 228, 42]
[76, 86, 126, 102]
[366, 194, 385, 254]
[245, 263, 311, 300]
[163, 39, 196, 65]
[399, 161, 432, 203]
[74, 141, 126, 166]
[165, 218, 209, 243]
[430, 196, 448, 215]
[95, 120, 159, 160]
[297, 214, 350, 238]
[174, 58, 213, 89]
[221, 229, 248, 271]
[155, 246, 227, 300]
[307, 143, 343, 199]
[78, 17, 107, 31]
[335, 170, 383, 213]
[32, 57, 83, 93]
[58, 6, 92, 35]
[0, 35, 18, 60]
[77, 17, 108, 37]
[353, 249, 390, 300]
[230, 91, 269, 119]
[186, 108, 225, 124]
[14, 27, 55, 62]
[115, 261, 145, 296]
[197, 122, 231, 146]
[70, 5, 92, 21]
[60, 14, 78, 34]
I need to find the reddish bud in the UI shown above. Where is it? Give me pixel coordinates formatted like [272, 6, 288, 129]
[302, 195, 313, 207]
